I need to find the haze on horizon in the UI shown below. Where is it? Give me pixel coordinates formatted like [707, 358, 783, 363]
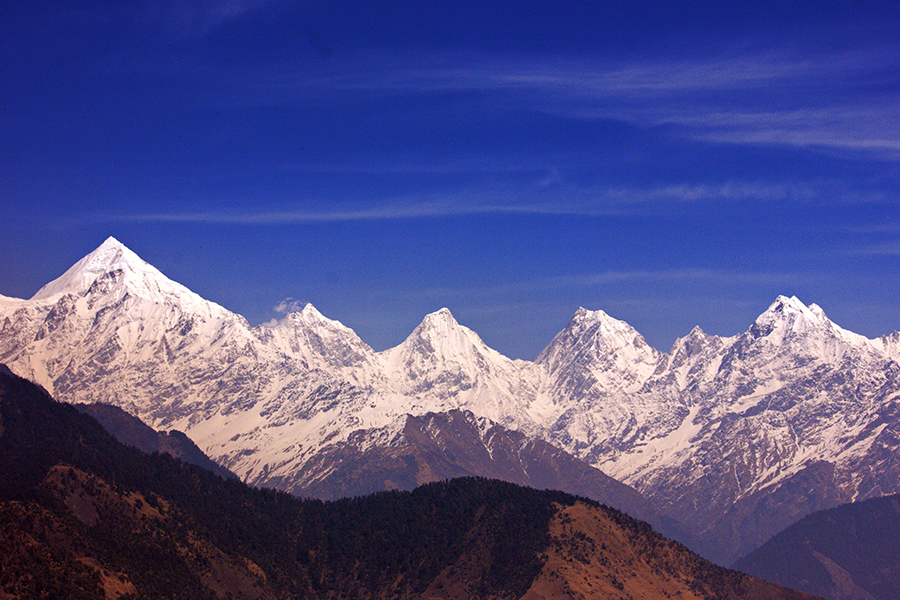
[2, 0, 899, 359]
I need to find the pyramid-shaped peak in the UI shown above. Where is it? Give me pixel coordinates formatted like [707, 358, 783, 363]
[281, 302, 323, 321]
[541, 305, 650, 351]
[86, 236, 142, 263]
[758, 295, 828, 324]
[81, 236, 142, 265]
[404, 308, 475, 348]
[569, 306, 635, 333]
[299, 302, 324, 319]
[417, 307, 461, 330]
[668, 324, 718, 356]
[31, 237, 152, 300]
[574, 306, 601, 318]
[294, 303, 352, 331]
[429, 307, 456, 320]
[98, 235, 127, 250]
[392, 307, 492, 354]
[772, 295, 806, 311]
[537, 306, 655, 358]
[286, 302, 326, 321]
[537, 305, 659, 378]
[747, 295, 841, 343]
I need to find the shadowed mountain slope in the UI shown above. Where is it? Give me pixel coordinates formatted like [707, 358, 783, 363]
[75, 402, 237, 481]
[734, 494, 900, 600]
[292, 408, 695, 550]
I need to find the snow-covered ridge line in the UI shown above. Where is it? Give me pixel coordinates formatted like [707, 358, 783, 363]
[2, 237, 899, 564]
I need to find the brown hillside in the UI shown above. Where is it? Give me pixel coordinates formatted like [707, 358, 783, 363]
[522, 502, 820, 600]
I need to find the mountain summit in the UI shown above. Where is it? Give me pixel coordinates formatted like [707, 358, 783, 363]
[380, 307, 535, 426]
[32, 236, 155, 300]
[384, 307, 500, 379]
[537, 306, 661, 396]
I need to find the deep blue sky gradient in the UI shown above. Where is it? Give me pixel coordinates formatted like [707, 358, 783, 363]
[2, 1, 899, 358]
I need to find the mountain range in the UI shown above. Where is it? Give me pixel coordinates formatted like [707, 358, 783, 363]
[2, 236, 899, 564]
[0, 367, 820, 599]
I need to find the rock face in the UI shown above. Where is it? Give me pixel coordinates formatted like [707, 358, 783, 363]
[2, 237, 900, 563]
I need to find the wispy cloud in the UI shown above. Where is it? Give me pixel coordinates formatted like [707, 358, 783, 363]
[101, 195, 524, 224]
[145, 0, 282, 36]
[271, 42, 900, 160]
[273, 297, 307, 313]
[850, 241, 900, 256]
[109, 206, 453, 224]
[836, 223, 900, 234]
[93, 177, 876, 225]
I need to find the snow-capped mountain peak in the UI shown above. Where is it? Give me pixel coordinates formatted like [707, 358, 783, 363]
[742, 295, 879, 363]
[414, 307, 461, 334]
[664, 324, 725, 374]
[572, 305, 621, 325]
[771, 294, 807, 310]
[264, 303, 379, 374]
[546, 306, 655, 354]
[561, 306, 638, 338]
[379, 308, 532, 423]
[281, 303, 353, 333]
[31, 236, 154, 300]
[536, 306, 660, 392]
[387, 308, 476, 368]
[752, 295, 824, 331]
[26, 237, 227, 324]
[391, 307, 484, 360]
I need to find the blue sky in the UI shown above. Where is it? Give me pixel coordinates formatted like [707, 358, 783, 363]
[2, 0, 899, 358]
